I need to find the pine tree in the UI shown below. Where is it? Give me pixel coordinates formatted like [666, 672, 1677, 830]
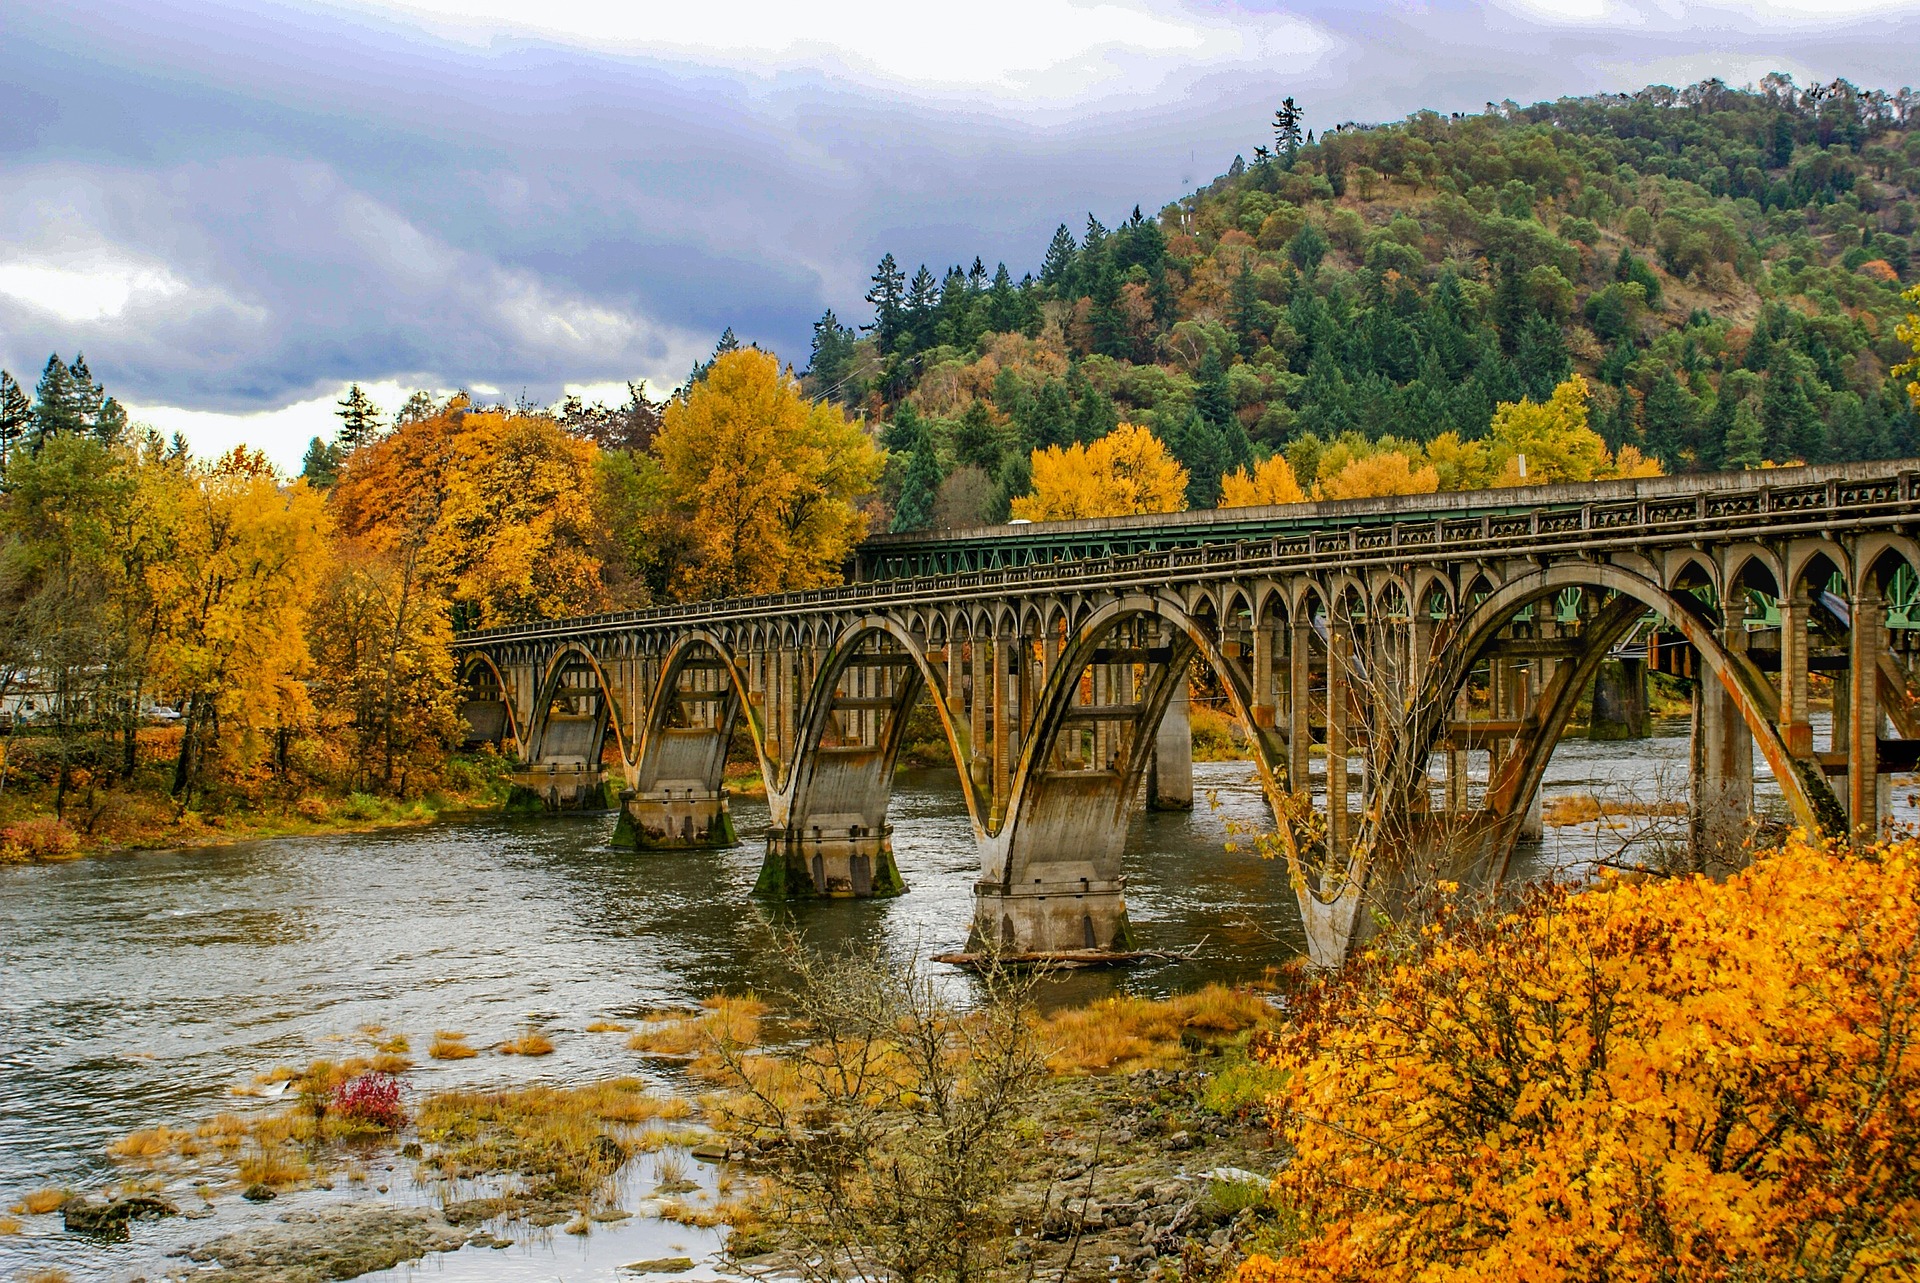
[1016, 379, 1074, 451]
[1230, 260, 1264, 356]
[1088, 259, 1128, 360]
[1161, 407, 1232, 508]
[954, 400, 1003, 470]
[986, 263, 1020, 334]
[881, 400, 924, 454]
[1514, 314, 1569, 399]
[1068, 364, 1118, 443]
[1287, 223, 1328, 275]
[890, 423, 944, 534]
[865, 255, 909, 354]
[0, 370, 30, 470]
[1274, 97, 1305, 165]
[1725, 399, 1766, 468]
[32, 354, 83, 444]
[1040, 225, 1078, 292]
[300, 436, 344, 487]
[1643, 365, 1699, 466]
[809, 309, 859, 401]
[335, 383, 385, 450]
[1762, 348, 1826, 463]
[905, 266, 939, 354]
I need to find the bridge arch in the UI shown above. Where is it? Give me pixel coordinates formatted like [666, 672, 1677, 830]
[525, 641, 629, 771]
[457, 651, 524, 749]
[1399, 560, 1837, 861]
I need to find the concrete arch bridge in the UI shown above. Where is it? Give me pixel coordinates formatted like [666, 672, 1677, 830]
[453, 461, 1920, 966]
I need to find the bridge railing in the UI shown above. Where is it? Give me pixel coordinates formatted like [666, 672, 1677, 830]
[453, 463, 1919, 647]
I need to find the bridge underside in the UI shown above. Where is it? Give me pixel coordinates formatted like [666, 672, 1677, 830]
[456, 464, 1920, 965]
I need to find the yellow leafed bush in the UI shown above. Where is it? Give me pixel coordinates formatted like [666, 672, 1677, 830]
[1234, 834, 1920, 1282]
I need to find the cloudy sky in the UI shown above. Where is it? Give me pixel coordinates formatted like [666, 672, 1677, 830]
[3, 0, 1918, 469]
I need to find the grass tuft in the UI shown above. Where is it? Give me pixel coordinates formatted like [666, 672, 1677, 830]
[628, 995, 766, 1057]
[429, 1031, 478, 1060]
[12, 1189, 69, 1215]
[499, 1028, 555, 1057]
[585, 1020, 630, 1033]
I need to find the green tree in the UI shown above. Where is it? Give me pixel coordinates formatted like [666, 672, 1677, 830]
[1039, 224, 1077, 293]
[890, 423, 944, 533]
[32, 354, 83, 443]
[0, 370, 30, 471]
[1762, 348, 1826, 463]
[300, 436, 344, 487]
[1274, 97, 1305, 165]
[865, 254, 907, 354]
[335, 383, 384, 451]
[1643, 366, 1699, 466]
[953, 400, 1003, 470]
[1288, 223, 1328, 275]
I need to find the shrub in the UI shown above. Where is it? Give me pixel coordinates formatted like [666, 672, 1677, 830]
[331, 1071, 407, 1131]
[0, 817, 80, 864]
[1233, 835, 1920, 1282]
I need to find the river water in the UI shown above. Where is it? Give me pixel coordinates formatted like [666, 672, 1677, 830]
[3, 729, 1912, 1281]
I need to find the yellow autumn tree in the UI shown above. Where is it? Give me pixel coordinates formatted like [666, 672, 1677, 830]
[329, 407, 608, 627]
[1485, 375, 1662, 486]
[1220, 454, 1306, 507]
[654, 348, 883, 600]
[1314, 450, 1438, 501]
[1895, 283, 1920, 411]
[1233, 834, 1920, 1283]
[1011, 422, 1188, 521]
[146, 448, 328, 796]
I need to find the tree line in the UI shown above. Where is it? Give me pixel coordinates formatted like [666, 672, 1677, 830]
[812, 74, 1920, 533]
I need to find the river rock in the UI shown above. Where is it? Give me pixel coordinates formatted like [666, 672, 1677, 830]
[184, 1203, 469, 1282]
[63, 1193, 179, 1240]
[623, 1257, 697, 1274]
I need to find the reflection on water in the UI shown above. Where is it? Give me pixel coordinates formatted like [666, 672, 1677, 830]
[3, 730, 1913, 1279]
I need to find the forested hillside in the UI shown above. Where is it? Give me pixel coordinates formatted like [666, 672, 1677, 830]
[804, 74, 1920, 530]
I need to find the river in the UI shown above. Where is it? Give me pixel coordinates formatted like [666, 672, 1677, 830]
[3, 726, 1909, 1281]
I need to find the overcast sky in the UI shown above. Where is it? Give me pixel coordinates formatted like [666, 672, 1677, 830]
[3, 0, 1919, 470]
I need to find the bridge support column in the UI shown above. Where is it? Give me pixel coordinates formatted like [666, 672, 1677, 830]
[973, 879, 1131, 956]
[1589, 657, 1650, 741]
[1778, 589, 1814, 758]
[1288, 618, 1311, 794]
[613, 787, 738, 850]
[1847, 589, 1884, 840]
[757, 823, 903, 898]
[1691, 645, 1754, 872]
[1147, 680, 1193, 811]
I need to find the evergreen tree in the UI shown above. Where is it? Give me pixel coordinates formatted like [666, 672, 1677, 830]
[1643, 366, 1699, 466]
[1287, 223, 1328, 275]
[1230, 260, 1264, 357]
[1161, 407, 1233, 508]
[300, 436, 344, 487]
[1614, 248, 1663, 309]
[1514, 314, 1569, 399]
[1725, 399, 1766, 468]
[32, 354, 83, 443]
[1195, 349, 1236, 434]
[904, 266, 939, 353]
[890, 422, 944, 533]
[808, 309, 859, 402]
[1016, 379, 1073, 451]
[953, 400, 1002, 470]
[0, 370, 30, 470]
[1274, 97, 1305, 165]
[986, 263, 1020, 334]
[1067, 364, 1118, 443]
[1039, 225, 1078, 293]
[1761, 348, 1826, 463]
[865, 254, 908, 354]
[881, 399, 924, 454]
[334, 383, 384, 451]
[1088, 259, 1129, 359]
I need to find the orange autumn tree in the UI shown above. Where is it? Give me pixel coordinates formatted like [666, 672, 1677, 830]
[329, 405, 608, 627]
[653, 348, 883, 600]
[1011, 422, 1188, 521]
[1314, 450, 1438, 501]
[1220, 455, 1306, 508]
[1233, 834, 1920, 1283]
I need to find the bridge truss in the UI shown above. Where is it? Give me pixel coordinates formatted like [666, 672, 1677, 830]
[454, 460, 1920, 965]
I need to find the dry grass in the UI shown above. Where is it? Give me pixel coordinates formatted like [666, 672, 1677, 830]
[370, 1052, 415, 1074]
[236, 1141, 309, 1187]
[109, 1125, 196, 1160]
[1542, 793, 1688, 826]
[429, 1031, 478, 1060]
[658, 1196, 727, 1228]
[585, 1020, 630, 1033]
[19, 1268, 74, 1283]
[414, 1078, 679, 1196]
[1039, 984, 1274, 1075]
[12, 1189, 70, 1215]
[499, 1028, 555, 1057]
[565, 1211, 593, 1235]
[0, 1216, 20, 1234]
[628, 995, 767, 1057]
[376, 1034, 410, 1054]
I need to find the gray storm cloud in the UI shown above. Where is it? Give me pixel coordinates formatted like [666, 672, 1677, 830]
[2, 0, 1917, 416]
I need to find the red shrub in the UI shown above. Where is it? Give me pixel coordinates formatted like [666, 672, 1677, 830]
[331, 1071, 406, 1131]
